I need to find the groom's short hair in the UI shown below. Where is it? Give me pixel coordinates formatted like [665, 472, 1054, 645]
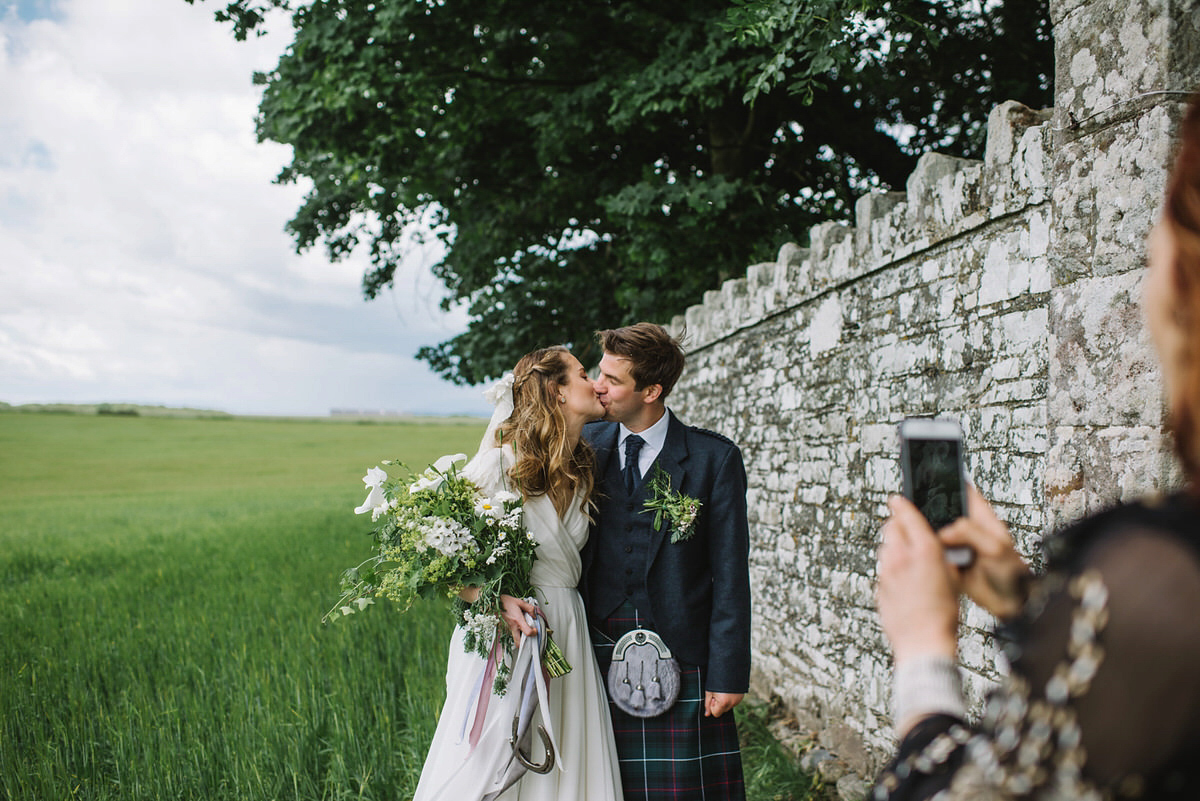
[597, 323, 686, 399]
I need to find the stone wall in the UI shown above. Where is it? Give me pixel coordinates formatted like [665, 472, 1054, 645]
[666, 0, 1198, 778]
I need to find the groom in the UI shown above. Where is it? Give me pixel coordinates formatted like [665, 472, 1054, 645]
[581, 322, 751, 800]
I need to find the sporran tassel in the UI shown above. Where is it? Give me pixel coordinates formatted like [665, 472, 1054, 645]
[629, 661, 646, 709]
[647, 671, 662, 702]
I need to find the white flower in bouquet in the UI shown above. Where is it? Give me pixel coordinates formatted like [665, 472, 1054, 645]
[407, 453, 468, 493]
[474, 495, 506, 520]
[421, 516, 472, 557]
[354, 466, 389, 515]
[500, 509, 524, 532]
[462, 607, 499, 643]
[340, 596, 376, 615]
[486, 540, 510, 565]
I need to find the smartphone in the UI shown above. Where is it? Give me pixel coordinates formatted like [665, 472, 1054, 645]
[898, 417, 974, 567]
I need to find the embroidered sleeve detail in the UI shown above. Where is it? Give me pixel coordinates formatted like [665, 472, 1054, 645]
[873, 570, 1121, 801]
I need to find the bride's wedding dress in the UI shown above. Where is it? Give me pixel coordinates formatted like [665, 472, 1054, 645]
[413, 445, 624, 801]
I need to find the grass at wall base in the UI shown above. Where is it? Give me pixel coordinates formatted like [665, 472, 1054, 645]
[0, 412, 823, 800]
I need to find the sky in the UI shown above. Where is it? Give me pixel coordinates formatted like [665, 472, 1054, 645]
[0, 0, 492, 417]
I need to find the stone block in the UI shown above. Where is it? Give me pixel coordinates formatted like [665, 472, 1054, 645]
[722, 276, 748, 326]
[1012, 123, 1054, 200]
[985, 101, 1054, 170]
[1048, 271, 1160, 427]
[1045, 423, 1182, 530]
[906, 152, 983, 233]
[807, 294, 844, 356]
[1054, 0, 1172, 124]
[809, 222, 855, 288]
[1053, 109, 1174, 283]
[683, 303, 709, 339]
[779, 241, 808, 267]
[837, 774, 869, 801]
[854, 191, 906, 260]
[1169, 1, 1200, 89]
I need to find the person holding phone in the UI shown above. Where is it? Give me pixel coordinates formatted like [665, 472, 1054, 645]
[872, 93, 1200, 800]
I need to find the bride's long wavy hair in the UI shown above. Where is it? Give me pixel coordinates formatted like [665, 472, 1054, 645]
[500, 346, 595, 517]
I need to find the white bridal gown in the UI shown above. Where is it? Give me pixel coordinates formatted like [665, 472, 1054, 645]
[413, 445, 624, 801]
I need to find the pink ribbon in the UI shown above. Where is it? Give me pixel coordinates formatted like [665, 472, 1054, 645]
[467, 632, 504, 752]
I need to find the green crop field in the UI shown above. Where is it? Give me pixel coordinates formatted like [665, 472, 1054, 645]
[0, 413, 818, 801]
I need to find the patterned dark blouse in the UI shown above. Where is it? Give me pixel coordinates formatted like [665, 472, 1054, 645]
[872, 493, 1200, 800]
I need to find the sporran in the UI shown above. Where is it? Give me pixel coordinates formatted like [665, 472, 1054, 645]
[606, 628, 680, 718]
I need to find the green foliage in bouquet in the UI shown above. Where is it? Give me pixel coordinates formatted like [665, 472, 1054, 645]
[324, 453, 539, 692]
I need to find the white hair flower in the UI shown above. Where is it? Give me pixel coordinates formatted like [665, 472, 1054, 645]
[483, 373, 515, 407]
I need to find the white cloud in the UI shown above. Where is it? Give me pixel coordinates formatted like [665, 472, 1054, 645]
[0, 0, 490, 416]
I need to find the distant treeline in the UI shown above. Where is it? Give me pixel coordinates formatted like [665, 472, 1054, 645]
[0, 401, 233, 419]
[0, 401, 486, 424]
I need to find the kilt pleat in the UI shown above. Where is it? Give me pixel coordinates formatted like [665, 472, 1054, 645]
[592, 602, 746, 801]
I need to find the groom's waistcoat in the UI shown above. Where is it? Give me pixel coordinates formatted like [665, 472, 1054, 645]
[589, 453, 656, 624]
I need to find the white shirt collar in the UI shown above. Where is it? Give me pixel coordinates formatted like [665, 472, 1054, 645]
[618, 408, 670, 458]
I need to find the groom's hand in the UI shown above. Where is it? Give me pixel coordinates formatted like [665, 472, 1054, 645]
[704, 692, 745, 718]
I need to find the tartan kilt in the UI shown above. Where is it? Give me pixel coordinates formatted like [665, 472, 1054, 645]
[592, 601, 745, 801]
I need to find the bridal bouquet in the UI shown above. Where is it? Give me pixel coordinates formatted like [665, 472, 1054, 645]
[324, 452, 547, 691]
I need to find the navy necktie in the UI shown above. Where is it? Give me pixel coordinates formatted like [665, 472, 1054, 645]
[623, 434, 645, 495]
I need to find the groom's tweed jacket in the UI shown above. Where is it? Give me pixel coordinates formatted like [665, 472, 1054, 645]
[582, 411, 751, 694]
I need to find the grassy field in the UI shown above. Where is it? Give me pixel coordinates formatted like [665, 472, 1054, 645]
[0, 413, 819, 801]
[0, 413, 483, 800]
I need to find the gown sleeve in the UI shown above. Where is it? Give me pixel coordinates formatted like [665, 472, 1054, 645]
[872, 524, 1200, 800]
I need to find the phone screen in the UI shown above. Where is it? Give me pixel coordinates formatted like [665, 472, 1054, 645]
[907, 437, 965, 530]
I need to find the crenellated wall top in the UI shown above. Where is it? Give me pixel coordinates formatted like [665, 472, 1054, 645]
[670, 101, 1054, 352]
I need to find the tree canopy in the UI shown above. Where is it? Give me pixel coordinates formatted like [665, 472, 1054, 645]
[189, 0, 1052, 383]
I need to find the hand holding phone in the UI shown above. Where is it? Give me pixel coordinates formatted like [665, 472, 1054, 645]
[898, 417, 974, 567]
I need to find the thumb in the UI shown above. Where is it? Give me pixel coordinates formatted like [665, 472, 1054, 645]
[938, 519, 972, 546]
[938, 516, 985, 551]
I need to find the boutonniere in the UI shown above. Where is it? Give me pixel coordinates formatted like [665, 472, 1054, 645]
[643, 465, 702, 543]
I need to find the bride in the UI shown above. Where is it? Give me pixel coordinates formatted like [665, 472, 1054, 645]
[413, 346, 624, 801]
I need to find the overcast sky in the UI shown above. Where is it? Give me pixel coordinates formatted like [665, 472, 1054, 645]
[0, 0, 492, 417]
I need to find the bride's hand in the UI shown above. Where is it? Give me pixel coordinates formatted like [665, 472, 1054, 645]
[500, 594, 538, 642]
